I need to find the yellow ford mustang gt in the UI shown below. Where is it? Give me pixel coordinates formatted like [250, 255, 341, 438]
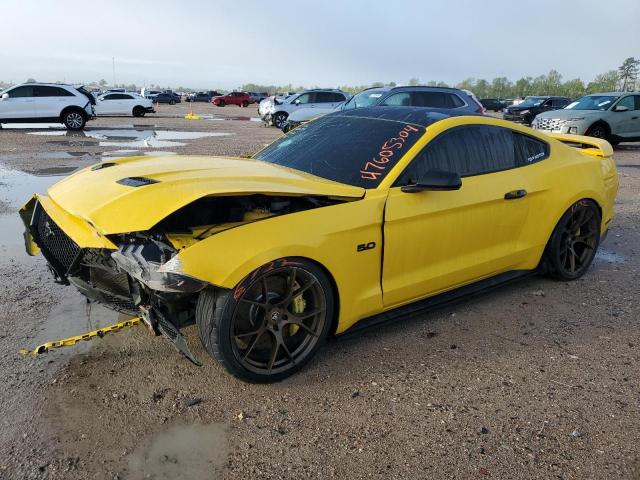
[21, 107, 618, 382]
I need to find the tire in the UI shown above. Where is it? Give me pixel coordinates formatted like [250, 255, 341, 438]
[196, 258, 335, 383]
[586, 123, 609, 141]
[543, 200, 601, 281]
[132, 106, 145, 117]
[282, 122, 291, 133]
[242, 100, 249, 108]
[218, 100, 225, 107]
[169, 100, 176, 105]
[62, 110, 86, 130]
[272, 112, 288, 129]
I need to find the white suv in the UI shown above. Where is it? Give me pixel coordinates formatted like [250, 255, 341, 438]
[0, 83, 96, 130]
[260, 89, 350, 128]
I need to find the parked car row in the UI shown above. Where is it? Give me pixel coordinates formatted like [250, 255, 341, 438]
[263, 86, 485, 132]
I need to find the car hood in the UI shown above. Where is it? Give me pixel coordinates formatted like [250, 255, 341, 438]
[46, 155, 364, 234]
[535, 109, 601, 120]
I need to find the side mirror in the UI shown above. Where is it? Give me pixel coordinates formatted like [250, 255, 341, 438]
[294, 99, 300, 105]
[1, 93, 8, 100]
[613, 105, 629, 112]
[401, 170, 462, 193]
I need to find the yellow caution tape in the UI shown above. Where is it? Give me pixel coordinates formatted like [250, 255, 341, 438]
[19, 317, 142, 356]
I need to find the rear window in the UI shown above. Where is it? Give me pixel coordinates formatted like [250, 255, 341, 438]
[254, 115, 424, 188]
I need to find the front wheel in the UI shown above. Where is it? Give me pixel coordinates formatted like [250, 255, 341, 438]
[217, 100, 225, 107]
[543, 200, 601, 280]
[272, 112, 288, 129]
[196, 258, 334, 382]
[62, 110, 86, 130]
[132, 106, 145, 117]
[169, 99, 176, 105]
[586, 124, 608, 140]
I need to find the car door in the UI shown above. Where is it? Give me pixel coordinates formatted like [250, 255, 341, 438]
[33, 86, 76, 118]
[608, 95, 637, 137]
[382, 125, 532, 307]
[292, 92, 315, 111]
[117, 94, 135, 114]
[0, 85, 36, 120]
[97, 93, 118, 114]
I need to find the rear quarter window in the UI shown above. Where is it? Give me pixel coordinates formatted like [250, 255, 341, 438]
[514, 133, 549, 165]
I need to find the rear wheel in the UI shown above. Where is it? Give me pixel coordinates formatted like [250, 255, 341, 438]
[242, 100, 249, 107]
[62, 110, 86, 130]
[169, 99, 176, 105]
[544, 200, 601, 280]
[196, 258, 334, 382]
[132, 106, 145, 117]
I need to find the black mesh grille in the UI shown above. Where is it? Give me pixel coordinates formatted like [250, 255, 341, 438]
[35, 206, 81, 273]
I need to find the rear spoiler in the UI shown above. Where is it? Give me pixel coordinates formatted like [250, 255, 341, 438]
[548, 133, 613, 158]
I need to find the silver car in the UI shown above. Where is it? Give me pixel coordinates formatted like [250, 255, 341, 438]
[260, 89, 350, 128]
[532, 92, 640, 145]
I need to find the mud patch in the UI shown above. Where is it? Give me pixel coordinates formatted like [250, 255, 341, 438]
[126, 423, 228, 480]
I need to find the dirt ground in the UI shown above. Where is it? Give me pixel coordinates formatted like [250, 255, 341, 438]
[0, 103, 638, 480]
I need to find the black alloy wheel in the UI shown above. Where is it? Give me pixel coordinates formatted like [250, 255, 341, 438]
[196, 259, 334, 382]
[545, 200, 601, 280]
[587, 124, 608, 140]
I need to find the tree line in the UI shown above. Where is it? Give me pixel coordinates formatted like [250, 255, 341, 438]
[3, 58, 638, 100]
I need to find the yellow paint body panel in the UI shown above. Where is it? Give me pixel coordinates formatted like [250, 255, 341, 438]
[46, 155, 364, 234]
[23, 116, 618, 334]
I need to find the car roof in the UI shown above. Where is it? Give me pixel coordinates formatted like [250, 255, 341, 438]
[586, 92, 627, 96]
[331, 106, 479, 127]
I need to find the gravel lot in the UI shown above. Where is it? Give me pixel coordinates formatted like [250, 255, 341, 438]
[0, 103, 638, 480]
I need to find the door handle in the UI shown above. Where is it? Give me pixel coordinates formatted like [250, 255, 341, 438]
[504, 189, 527, 200]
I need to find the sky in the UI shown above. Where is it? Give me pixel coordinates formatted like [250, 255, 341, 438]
[0, 0, 638, 90]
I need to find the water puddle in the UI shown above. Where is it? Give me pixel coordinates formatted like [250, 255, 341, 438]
[0, 151, 96, 161]
[594, 248, 625, 264]
[127, 423, 228, 480]
[29, 129, 233, 148]
[0, 166, 63, 258]
[201, 114, 261, 122]
[0, 166, 123, 358]
[0, 122, 65, 129]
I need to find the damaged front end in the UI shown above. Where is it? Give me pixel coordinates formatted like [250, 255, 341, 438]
[22, 197, 207, 364]
[21, 191, 347, 365]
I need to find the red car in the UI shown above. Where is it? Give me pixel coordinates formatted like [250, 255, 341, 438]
[212, 92, 253, 107]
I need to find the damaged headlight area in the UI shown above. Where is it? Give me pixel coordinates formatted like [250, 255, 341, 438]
[111, 238, 206, 293]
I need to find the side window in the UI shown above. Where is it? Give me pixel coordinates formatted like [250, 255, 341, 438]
[633, 95, 640, 111]
[617, 96, 635, 110]
[381, 92, 411, 106]
[333, 93, 346, 102]
[395, 125, 516, 186]
[103, 94, 117, 100]
[449, 94, 465, 108]
[121, 94, 134, 100]
[315, 92, 334, 103]
[295, 93, 314, 104]
[513, 133, 549, 165]
[7, 86, 34, 98]
[34, 86, 74, 97]
[551, 98, 566, 108]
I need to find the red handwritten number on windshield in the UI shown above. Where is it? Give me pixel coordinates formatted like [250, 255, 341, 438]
[361, 125, 419, 182]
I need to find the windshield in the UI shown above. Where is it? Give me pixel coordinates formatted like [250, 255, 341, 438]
[342, 89, 388, 110]
[254, 114, 424, 188]
[564, 95, 619, 111]
[519, 97, 547, 107]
